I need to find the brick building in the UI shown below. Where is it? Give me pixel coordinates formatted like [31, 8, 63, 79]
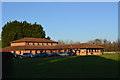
[2, 37, 104, 55]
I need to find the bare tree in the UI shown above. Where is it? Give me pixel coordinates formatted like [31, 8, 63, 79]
[58, 40, 80, 45]
[87, 38, 119, 52]
[58, 40, 65, 45]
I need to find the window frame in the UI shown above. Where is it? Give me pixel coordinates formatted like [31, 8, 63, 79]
[26, 43, 30, 45]
[33, 43, 35, 45]
[38, 43, 40, 45]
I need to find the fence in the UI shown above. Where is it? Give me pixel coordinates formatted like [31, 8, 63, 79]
[103, 52, 120, 54]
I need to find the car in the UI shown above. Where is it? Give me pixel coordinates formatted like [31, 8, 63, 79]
[11, 53, 22, 58]
[47, 53, 59, 57]
[47, 53, 53, 57]
[35, 52, 48, 57]
[67, 52, 76, 56]
[47, 52, 60, 57]
[21, 53, 36, 58]
[52, 53, 60, 56]
[42, 52, 48, 57]
[35, 53, 43, 57]
[57, 52, 69, 56]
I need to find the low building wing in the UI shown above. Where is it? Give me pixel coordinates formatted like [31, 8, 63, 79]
[2, 43, 103, 52]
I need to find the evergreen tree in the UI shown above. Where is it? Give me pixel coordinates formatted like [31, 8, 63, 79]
[46, 36, 51, 40]
[2, 20, 49, 48]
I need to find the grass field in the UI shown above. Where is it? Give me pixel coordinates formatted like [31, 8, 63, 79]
[3, 54, 120, 79]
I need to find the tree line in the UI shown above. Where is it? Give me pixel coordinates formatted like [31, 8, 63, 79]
[87, 39, 119, 52]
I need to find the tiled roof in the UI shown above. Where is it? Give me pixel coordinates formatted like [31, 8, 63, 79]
[56, 43, 104, 49]
[1, 43, 104, 52]
[10, 37, 58, 43]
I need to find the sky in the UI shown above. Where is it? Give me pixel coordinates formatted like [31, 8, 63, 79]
[1, 0, 119, 2]
[1, 2, 118, 42]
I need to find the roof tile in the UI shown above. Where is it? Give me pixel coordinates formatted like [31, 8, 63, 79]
[10, 37, 58, 43]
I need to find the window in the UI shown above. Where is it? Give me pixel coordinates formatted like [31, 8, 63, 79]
[81, 50, 84, 52]
[38, 43, 40, 45]
[46, 43, 48, 45]
[26, 43, 29, 45]
[42, 43, 44, 45]
[51, 43, 53, 45]
[33, 43, 35, 45]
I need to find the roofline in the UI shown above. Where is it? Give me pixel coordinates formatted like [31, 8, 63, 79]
[9, 37, 58, 43]
[10, 41, 58, 43]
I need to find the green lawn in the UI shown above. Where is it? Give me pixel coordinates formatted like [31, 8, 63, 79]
[3, 54, 119, 78]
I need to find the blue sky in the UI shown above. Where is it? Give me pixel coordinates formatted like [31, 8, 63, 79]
[2, 2, 118, 42]
[1, 0, 119, 2]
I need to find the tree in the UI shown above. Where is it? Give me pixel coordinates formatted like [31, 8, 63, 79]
[87, 38, 119, 52]
[58, 40, 80, 45]
[118, 39, 120, 51]
[0, 40, 1, 49]
[87, 40, 94, 44]
[46, 36, 51, 40]
[2, 20, 50, 48]
[94, 39, 102, 46]
[58, 40, 65, 45]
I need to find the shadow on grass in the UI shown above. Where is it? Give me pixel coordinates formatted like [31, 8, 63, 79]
[2, 53, 120, 80]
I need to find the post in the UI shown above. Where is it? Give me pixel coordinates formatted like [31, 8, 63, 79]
[86, 49, 88, 55]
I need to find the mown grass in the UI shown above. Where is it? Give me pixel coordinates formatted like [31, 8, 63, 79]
[4, 54, 119, 78]
[99, 54, 119, 61]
